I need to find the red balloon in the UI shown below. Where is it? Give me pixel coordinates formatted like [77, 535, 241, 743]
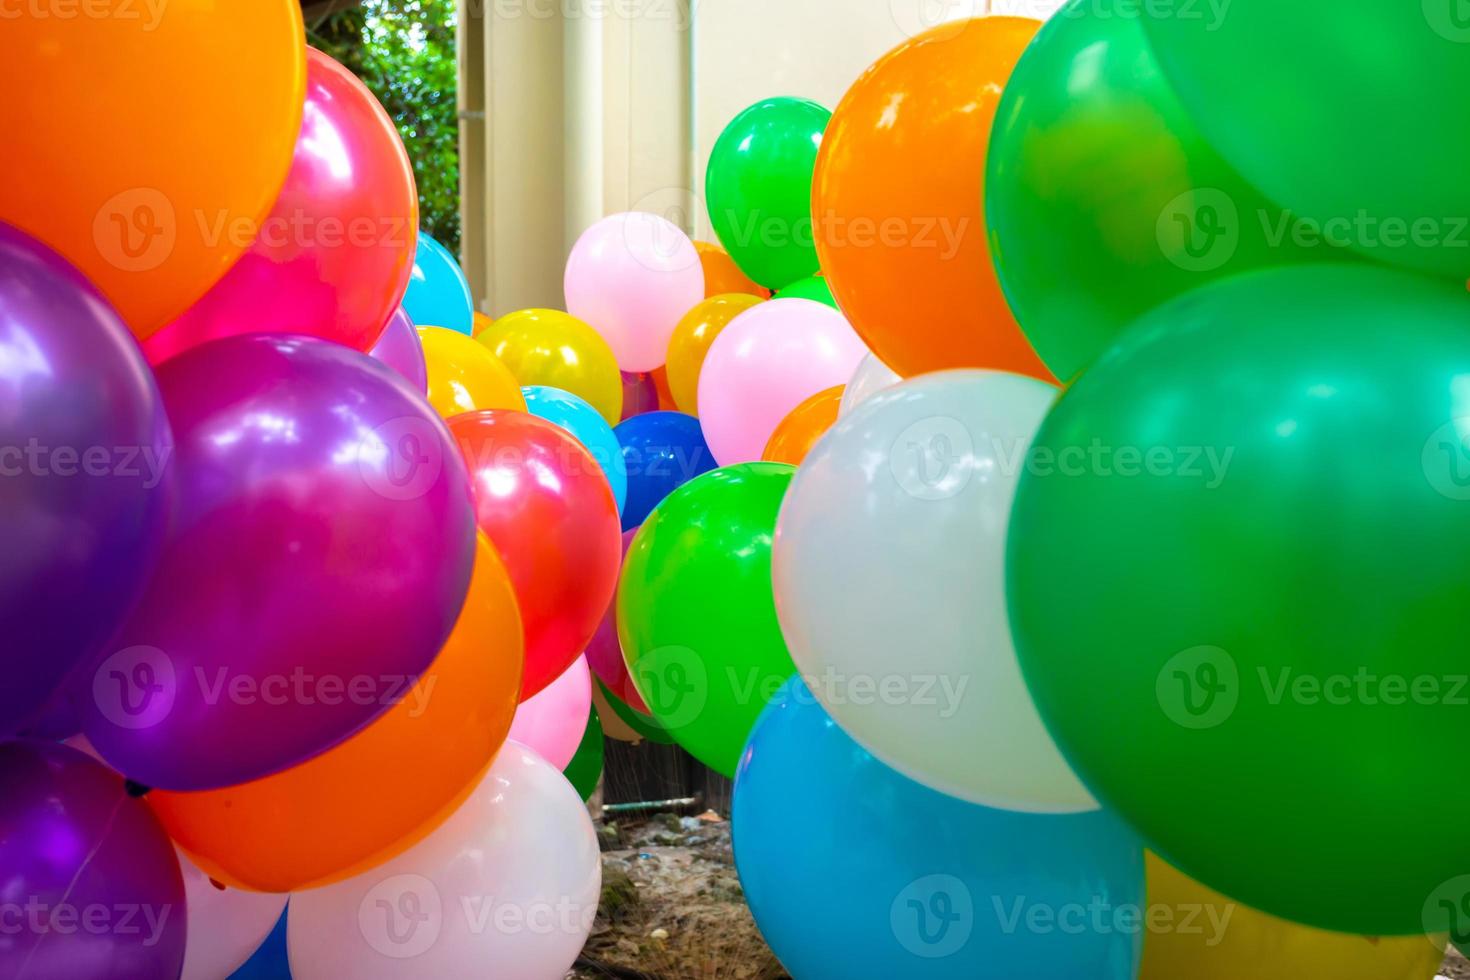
[144, 48, 418, 365]
[448, 411, 622, 700]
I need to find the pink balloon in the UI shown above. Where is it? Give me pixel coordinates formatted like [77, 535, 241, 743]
[697, 298, 867, 465]
[144, 48, 417, 365]
[585, 529, 649, 712]
[506, 655, 592, 770]
[564, 213, 704, 372]
[369, 308, 428, 394]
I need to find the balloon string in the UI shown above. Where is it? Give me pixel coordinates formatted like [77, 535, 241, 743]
[15, 790, 130, 979]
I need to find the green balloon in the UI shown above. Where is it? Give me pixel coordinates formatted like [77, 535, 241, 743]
[1142, 2, 1470, 281]
[596, 678, 676, 745]
[706, 98, 830, 291]
[618, 462, 797, 777]
[562, 702, 605, 802]
[986, 0, 1346, 382]
[1007, 263, 1470, 936]
[772, 275, 837, 309]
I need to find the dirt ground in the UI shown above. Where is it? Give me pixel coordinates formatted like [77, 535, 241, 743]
[566, 813, 1468, 980]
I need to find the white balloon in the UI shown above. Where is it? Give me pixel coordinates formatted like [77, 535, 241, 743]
[287, 743, 601, 980]
[772, 369, 1097, 813]
[179, 849, 287, 980]
[838, 352, 901, 418]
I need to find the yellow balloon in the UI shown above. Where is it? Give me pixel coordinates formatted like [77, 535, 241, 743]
[665, 294, 763, 416]
[417, 326, 526, 419]
[474, 309, 623, 425]
[1142, 854, 1443, 980]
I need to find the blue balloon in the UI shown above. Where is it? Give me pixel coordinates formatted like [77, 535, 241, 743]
[401, 232, 473, 334]
[228, 905, 290, 979]
[734, 679, 1144, 980]
[614, 411, 715, 530]
[523, 385, 628, 513]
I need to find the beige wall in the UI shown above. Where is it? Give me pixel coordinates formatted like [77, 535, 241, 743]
[457, 0, 1066, 316]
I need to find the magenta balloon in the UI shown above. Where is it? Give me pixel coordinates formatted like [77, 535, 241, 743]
[143, 48, 417, 365]
[584, 527, 648, 711]
[0, 741, 187, 979]
[83, 335, 476, 791]
[0, 223, 174, 737]
[620, 371, 659, 420]
[369, 308, 428, 393]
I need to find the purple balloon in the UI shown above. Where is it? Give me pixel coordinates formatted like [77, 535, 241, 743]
[83, 335, 476, 790]
[0, 740, 186, 979]
[0, 223, 174, 736]
[369, 307, 428, 394]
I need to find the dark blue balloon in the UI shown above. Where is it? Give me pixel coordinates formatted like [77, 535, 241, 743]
[733, 679, 1144, 980]
[614, 411, 715, 530]
[229, 905, 290, 980]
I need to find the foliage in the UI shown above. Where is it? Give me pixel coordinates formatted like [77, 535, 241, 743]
[307, 0, 461, 253]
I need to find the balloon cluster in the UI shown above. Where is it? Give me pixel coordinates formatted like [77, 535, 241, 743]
[4, 11, 629, 979]
[6, 4, 1464, 980]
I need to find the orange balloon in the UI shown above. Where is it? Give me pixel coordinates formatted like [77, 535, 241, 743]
[696, 240, 771, 299]
[665, 293, 765, 414]
[651, 365, 677, 411]
[762, 386, 844, 465]
[813, 17, 1051, 382]
[419, 325, 527, 418]
[149, 536, 524, 893]
[1, 4, 306, 339]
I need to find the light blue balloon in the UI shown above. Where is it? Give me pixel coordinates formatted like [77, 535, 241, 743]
[733, 678, 1144, 980]
[401, 232, 474, 335]
[522, 385, 628, 514]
